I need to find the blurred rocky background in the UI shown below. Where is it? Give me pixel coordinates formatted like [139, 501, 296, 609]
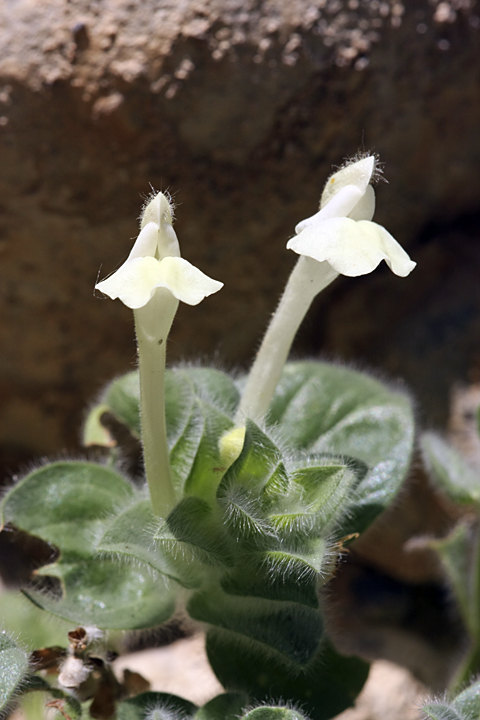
[0, 0, 479, 469]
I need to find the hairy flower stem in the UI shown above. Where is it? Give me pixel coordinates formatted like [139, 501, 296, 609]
[134, 289, 178, 517]
[235, 255, 338, 423]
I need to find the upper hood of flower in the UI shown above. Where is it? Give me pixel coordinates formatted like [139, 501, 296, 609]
[295, 155, 376, 236]
[288, 155, 416, 278]
[95, 192, 223, 309]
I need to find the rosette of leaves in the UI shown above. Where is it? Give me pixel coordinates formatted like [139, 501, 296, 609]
[1, 361, 414, 719]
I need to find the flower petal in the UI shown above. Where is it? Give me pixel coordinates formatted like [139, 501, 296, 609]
[287, 217, 415, 277]
[320, 155, 375, 209]
[141, 191, 173, 229]
[158, 257, 224, 305]
[295, 184, 363, 234]
[348, 184, 375, 222]
[96, 256, 223, 309]
[96, 257, 164, 309]
[127, 222, 158, 260]
[357, 221, 416, 277]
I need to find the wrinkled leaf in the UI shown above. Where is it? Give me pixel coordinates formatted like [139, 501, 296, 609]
[0, 631, 29, 710]
[422, 705, 461, 720]
[220, 543, 327, 607]
[207, 633, 368, 720]
[268, 362, 414, 533]
[86, 368, 239, 500]
[422, 679, 480, 720]
[452, 678, 480, 718]
[167, 497, 234, 567]
[189, 589, 323, 666]
[1, 462, 175, 629]
[242, 708, 309, 720]
[98, 499, 203, 588]
[117, 692, 197, 720]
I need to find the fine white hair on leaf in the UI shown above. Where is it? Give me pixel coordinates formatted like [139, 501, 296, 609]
[243, 699, 311, 720]
[143, 698, 193, 720]
[0, 629, 33, 720]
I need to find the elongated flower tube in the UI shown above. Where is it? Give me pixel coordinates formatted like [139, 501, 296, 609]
[235, 154, 416, 423]
[96, 192, 223, 517]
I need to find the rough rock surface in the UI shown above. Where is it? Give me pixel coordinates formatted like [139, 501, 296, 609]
[0, 0, 479, 463]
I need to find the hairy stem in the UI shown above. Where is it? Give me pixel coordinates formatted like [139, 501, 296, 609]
[134, 289, 178, 517]
[235, 256, 338, 423]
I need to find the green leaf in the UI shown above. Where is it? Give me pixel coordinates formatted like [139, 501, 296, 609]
[117, 692, 197, 720]
[0, 631, 29, 711]
[217, 483, 277, 549]
[220, 546, 325, 607]
[422, 705, 461, 720]
[422, 679, 480, 720]
[83, 403, 116, 447]
[242, 708, 309, 720]
[98, 499, 203, 588]
[421, 432, 480, 505]
[269, 362, 415, 534]
[174, 369, 238, 501]
[220, 421, 286, 496]
[103, 371, 142, 436]
[1, 462, 175, 629]
[285, 462, 357, 535]
[31, 556, 174, 629]
[453, 679, 480, 718]
[2, 463, 135, 558]
[167, 497, 234, 567]
[216, 422, 288, 547]
[207, 634, 369, 720]
[88, 368, 239, 501]
[189, 589, 323, 666]
[194, 694, 249, 720]
[428, 522, 480, 640]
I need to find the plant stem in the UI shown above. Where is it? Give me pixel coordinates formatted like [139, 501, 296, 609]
[450, 641, 480, 695]
[448, 521, 480, 694]
[235, 255, 338, 423]
[134, 289, 178, 517]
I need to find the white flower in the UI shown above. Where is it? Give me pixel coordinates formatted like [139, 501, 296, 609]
[287, 155, 416, 278]
[95, 192, 223, 309]
[95, 191, 223, 518]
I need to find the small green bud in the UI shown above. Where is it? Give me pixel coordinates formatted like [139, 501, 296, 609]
[219, 426, 246, 468]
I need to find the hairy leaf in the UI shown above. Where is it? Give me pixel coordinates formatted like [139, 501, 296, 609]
[1, 462, 175, 629]
[207, 634, 368, 720]
[117, 692, 197, 720]
[0, 632, 29, 711]
[268, 362, 414, 534]
[189, 589, 323, 666]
